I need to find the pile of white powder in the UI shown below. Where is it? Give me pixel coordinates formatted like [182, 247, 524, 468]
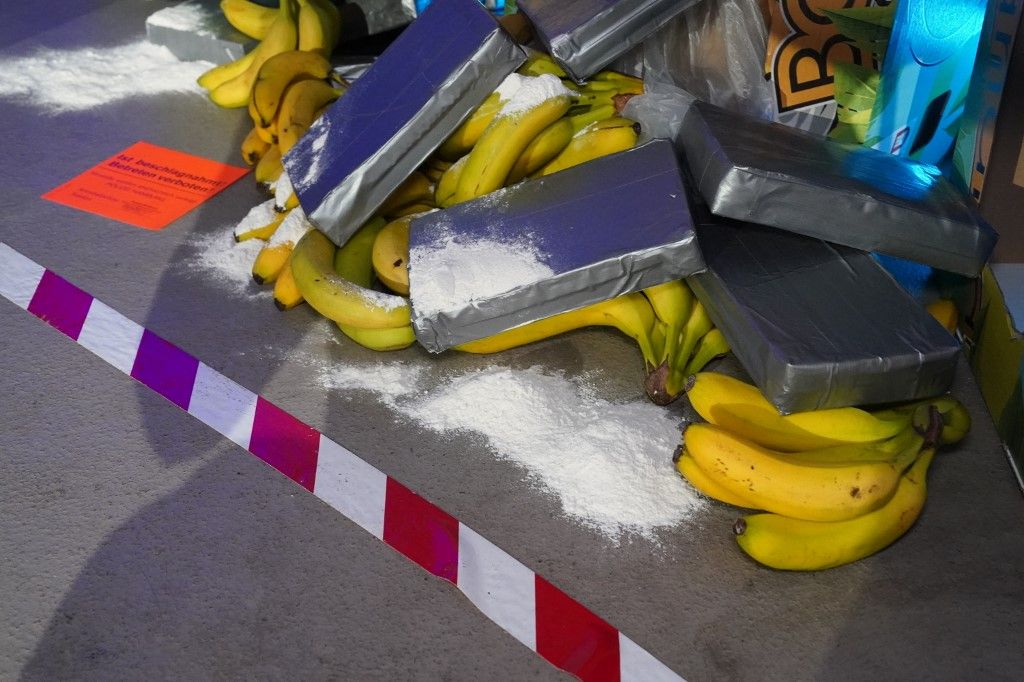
[321, 362, 703, 543]
[495, 73, 574, 117]
[0, 40, 210, 113]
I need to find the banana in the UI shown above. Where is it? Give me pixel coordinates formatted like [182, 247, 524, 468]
[378, 171, 434, 218]
[336, 322, 417, 351]
[390, 203, 435, 218]
[781, 426, 923, 466]
[371, 218, 411, 295]
[291, 229, 411, 329]
[667, 300, 713, 392]
[251, 49, 333, 127]
[506, 117, 574, 184]
[683, 328, 730, 377]
[683, 422, 915, 522]
[220, 0, 278, 40]
[533, 117, 639, 178]
[685, 372, 912, 452]
[733, 445, 935, 571]
[273, 258, 304, 310]
[912, 397, 971, 445]
[675, 448, 757, 508]
[197, 49, 257, 92]
[296, 0, 338, 56]
[254, 144, 283, 193]
[235, 206, 288, 242]
[276, 78, 343, 154]
[591, 70, 644, 89]
[210, 0, 300, 109]
[518, 52, 567, 78]
[241, 125, 271, 165]
[421, 157, 452, 184]
[565, 103, 616, 132]
[252, 242, 293, 285]
[436, 92, 503, 162]
[334, 217, 388, 287]
[452, 83, 571, 204]
[642, 279, 694, 367]
[455, 291, 659, 370]
[435, 155, 468, 208]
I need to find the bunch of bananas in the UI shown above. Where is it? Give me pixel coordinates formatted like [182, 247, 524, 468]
[432, 55, 645, 209]
[675, 371, 972, 571]
[198, 0, 342, 108]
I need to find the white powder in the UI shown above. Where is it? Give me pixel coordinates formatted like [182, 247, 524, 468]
[146, 2, 216, 35]
[0, 40, 211, 113]
[409, 228, 554, 317]
[319, 362, 703, 542]
[498, 73, 573, 117]
[232, 199, 278, 240]
[295, 115, 331, 192]
[268, 205, 311, 247]
[181, 227, 267, 296]
[274, 172, 295, 211]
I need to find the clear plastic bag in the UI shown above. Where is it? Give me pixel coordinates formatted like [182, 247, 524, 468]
[641, 0, 774, 121]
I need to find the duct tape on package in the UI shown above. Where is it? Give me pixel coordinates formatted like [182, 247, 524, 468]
[284, 0, 526, 246]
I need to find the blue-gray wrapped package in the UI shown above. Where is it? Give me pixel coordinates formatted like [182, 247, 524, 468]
[146, 1, 255, 64]
[517, 0, 703, 82]
[679, 101, 998, 278]
[283, 0, 526, 246]
[408, 139, 705, 353]
[686, 191, 960, 414]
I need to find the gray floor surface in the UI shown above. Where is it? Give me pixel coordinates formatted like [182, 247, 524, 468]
[2, 2, 1023, 680]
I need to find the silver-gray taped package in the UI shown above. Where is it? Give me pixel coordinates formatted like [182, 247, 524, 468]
[145, 1, 255, 64]
[517, 0, 703, 82]
[686, 195, 960, 414]
[680, 101, 998, 278]
[284, 0, 525, 247]
[408, 139, 704, 352]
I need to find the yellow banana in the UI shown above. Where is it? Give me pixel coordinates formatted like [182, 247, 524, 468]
[436, 92, 503, 162]
[683, 328, 730, 377]
[336, 322, 417, 351]
[455, 292, 659, 370]
[506, 117, 574, 184]
[642, 279, 694, 367]
[334, 217, 388, 287]
[251, 49, 333, 127]
[534, 117, 639, 178]
[296, 0, 335, 56]
[518, 52, 567, 78]
[197, 49, 256, 91]
[235, 206, 287, 242]
[241, 125, 271, 165]
[371, 218, 411, 295]
[591, 70, 644, 89]
[254, 144, 283, 192]
[220, 0, 278, 40]
[291, 229, 411, 329]
[683, 422, 914, 522]
[435, 155, 468, 208]
[421, 157, 452, 183]
[252, 242, 293, 285]
[210, 0, 299, 109]
[273, 259, 304, 310]
[675, 448, 757, 508]
[925, 298, 958, 333]
[378, 171, 434, 218]
[565, 103, 616, 132]
[276, 78, 343, 154]
[685, 372, 912, 452]
[734, 445, 935, 571]
[452, 87, 571, 204]
[305, 0, 342, 55]
[781, 426, 923, 466]
[912, 397, 971, 445]
[667, 300, 713, 393]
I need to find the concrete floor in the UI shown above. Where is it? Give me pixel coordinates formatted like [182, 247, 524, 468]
[2, 2, 1023, 680]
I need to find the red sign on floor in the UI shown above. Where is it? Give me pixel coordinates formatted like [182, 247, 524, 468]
[42, 141, 248, 230]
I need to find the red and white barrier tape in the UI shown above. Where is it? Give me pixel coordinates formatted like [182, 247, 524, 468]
[0, 242, 683, 682]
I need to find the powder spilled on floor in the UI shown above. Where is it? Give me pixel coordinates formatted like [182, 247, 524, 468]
[321, 362, 702, 543]
[180, 225, 268, 297]
[0, 40, 210, 112]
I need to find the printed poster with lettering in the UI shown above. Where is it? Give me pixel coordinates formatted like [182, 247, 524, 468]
[42, 141, 248, 230]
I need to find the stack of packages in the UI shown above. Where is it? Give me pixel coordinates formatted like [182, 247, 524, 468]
[187, 0, 998, 569]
